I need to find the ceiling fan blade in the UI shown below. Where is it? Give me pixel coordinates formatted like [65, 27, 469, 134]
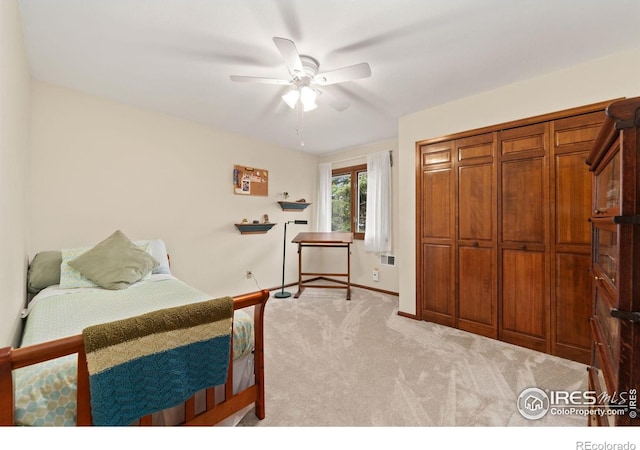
[273, 37, 305, 77]
[316, 88, 350, 112]
[314, 62, 371, 86]
[230, 75, 292, 85]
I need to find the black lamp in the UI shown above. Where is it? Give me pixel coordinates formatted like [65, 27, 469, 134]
[274, 220, 308, 298]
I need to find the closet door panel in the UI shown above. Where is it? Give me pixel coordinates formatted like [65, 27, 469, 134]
[421, 243, 455, 326]
[555, 153, 592, 246]
[553, 252, 591, 362]
[500, 122, 548, 157]
[553, 111, 604, 154]
[501, 158, 546, 245]
[458, 246, 496, 338]
[421, 168, 453, 239]
[551, 111, 603, 364]
[418, 140, 455, 325]
[500, 249, 547, 352]
[458, 163, 493, 242]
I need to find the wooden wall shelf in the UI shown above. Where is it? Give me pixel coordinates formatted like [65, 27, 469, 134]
[278, 201, 311, 211]
[234, 223, 276, 234]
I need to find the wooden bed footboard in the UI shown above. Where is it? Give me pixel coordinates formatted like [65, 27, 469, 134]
[0, 289, 270, 426]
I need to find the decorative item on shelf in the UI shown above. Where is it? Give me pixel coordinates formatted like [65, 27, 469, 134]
[277, 198, 311, 211]
[274, 220, 308, 298]
[263, 214, 270, 223]
[282, 192, 290, 200]
[234, 221, 276, 235]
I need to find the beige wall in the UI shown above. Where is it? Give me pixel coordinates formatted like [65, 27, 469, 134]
[318, 139, 399, 293]
[0, 0, 31, 347]
[397, 47, 640, 315]
[28, 82, 318, 300]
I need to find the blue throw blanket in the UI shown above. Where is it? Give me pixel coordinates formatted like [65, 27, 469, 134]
[82, 297, 233, 426]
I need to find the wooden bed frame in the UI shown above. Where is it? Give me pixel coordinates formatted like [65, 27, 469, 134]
[0, 288, 270, 426]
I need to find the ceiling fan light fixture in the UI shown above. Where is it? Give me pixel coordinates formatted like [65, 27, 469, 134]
[303, 101, 317, 112]
[282, 86, 317, 111]
[282, 89, 300, 109]
[300, 86, 317, 106]
[231, 37, 369, 116]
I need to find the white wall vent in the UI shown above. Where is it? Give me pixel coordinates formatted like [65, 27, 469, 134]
[380, 254, 396, 266]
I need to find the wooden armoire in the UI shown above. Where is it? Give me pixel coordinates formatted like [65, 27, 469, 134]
[416, 101, 612, 364]
[585, 96, 640, 426]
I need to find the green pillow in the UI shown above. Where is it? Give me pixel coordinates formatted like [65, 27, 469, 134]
[68, 230, 159, 290]
[27, 251, 62, 294]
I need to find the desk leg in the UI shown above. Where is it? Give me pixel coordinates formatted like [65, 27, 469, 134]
[346, 244, 351, 300]
[294, 243, 303, 298]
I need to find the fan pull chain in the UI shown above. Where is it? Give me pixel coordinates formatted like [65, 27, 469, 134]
[296, 101, 305, 148]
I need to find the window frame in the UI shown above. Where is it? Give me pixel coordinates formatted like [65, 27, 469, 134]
[331, 163, 367, 240]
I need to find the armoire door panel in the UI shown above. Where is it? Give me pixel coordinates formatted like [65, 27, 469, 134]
[421, 243, 455, 326]
[458, 164, 494, 242]
[555, 153, 592, 246]
[593, 144, 621, 218]
[501, 158, 546, 244]
[458, 246, 496, 337]
[553, 252, 591, 363]
[501, 249, 546, 339]
[422, 168, 453, 239]
[594, 283, 620, 380]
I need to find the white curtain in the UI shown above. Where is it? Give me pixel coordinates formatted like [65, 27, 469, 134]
[364, 151, 392, 253]
[316, 163, 332, 232]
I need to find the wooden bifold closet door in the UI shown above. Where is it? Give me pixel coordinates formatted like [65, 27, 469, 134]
[419, 141, 455, 327]
[456, 133, 497, 339]
[498, 122, 549, 353]
[416, 102, 608, 364]
[551, 112, 603, 363]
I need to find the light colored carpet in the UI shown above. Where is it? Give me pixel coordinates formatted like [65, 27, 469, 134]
[239, 284, 588, 427]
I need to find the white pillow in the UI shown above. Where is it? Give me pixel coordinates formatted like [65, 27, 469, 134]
[135, 239, 171, 275]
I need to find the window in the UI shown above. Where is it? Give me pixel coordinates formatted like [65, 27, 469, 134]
[331, 164, 367, 239]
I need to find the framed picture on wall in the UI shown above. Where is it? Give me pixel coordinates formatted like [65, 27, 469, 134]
[233, 165, 268, 196]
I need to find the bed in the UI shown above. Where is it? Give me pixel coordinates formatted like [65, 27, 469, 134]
[0, 231, 269, 426]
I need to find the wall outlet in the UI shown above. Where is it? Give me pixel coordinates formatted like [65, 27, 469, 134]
[246, 271, 253, 279]
[372, 268, 379, 282]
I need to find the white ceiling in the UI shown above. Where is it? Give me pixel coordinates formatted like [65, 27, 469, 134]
[16, 0, 640, 155]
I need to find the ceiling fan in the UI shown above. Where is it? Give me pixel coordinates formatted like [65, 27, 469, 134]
[230, 37, 371, 112]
